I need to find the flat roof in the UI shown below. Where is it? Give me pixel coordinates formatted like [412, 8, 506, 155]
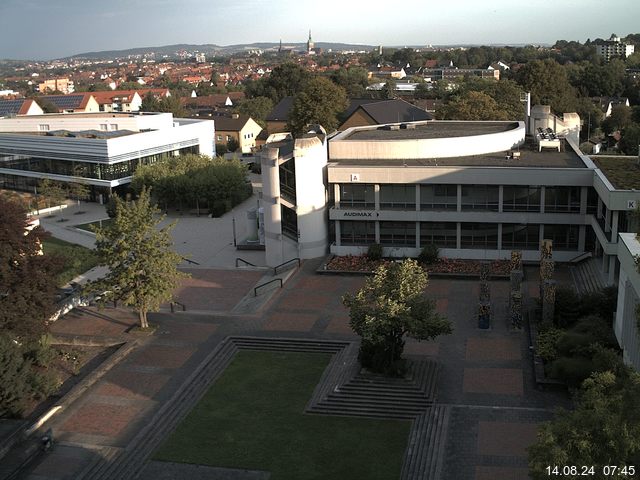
[343, 121, 519, 141]
[330, 143, 586, 169]
[592, 155, 640, 189]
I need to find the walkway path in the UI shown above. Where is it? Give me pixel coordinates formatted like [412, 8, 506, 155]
[20, 260, 569, 480]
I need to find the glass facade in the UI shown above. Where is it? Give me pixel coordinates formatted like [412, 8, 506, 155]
[544, 186, 580, 213]
[461, 185, 499, 211]
[420, 222, 457, 248]
[281, 205, 298, 241]
[380, 221, 416, 247]
[503, 186, 541, 212]
[420, 184, 457, 210]
[340, 220, 376, 246]
[461, 223, 499, 249]
[543, 224, 579, 250]
[340, 184, 375, 209]
[380, 184, 415, 209]
[0, 146, 198, 182]
[279, 159, 296, 203]
[502, 224, 540, 249]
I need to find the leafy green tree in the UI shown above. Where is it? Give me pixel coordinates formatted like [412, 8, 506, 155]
[331, 66, 370, 97]
[414, 82, 432, 99]
[87, 188, 188, 329]
[0, 197, 60, 339]
[227, 137, 239, 152]
[437, 90, 509, 120]
[381, 78, 397, 99]
[602, 105, 633, 135]
[342, 259, 452, 376]
[528, 368, 640, 479]
[236, 96, 273, 128]
[287, 77, 348, 134]
[245, 63, 311, 103]
[619, 124, 640, 155]
[67, 181, 90, 206]
[515, 59, 578, 113]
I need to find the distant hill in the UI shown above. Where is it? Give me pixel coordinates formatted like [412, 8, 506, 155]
[64, 42, 379, 60]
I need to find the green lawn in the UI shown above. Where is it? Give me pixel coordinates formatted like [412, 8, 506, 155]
[41, 237, 99, 286]
[74, 218, 113, 232]
[155, 351, 411, 480]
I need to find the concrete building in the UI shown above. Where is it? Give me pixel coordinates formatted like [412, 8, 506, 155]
[38, 78, 75, 94]
[614, 233, 640, 371]
[596, 34, 635, 62]
[0, 112, 214, 200]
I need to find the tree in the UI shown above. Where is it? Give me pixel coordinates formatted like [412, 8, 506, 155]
[38, 178, 66, 211]
[619, 124, 640, 156]
[245, 63, 311, 103]
[87, 188, 188, 329]
[437, 90, 510, 120]
[287, 77, 348, 134]
[381, 78, 397, 99]
[515, 59, 578, 114]
[236, 96, 273, 128]
[331, 66, 370, 97]
[227, 137, 239, 153]
[34, 98, 59, 113]
[67, 181, 90, 206]
[0, 197, 60, 339]
[342, 259, 452, 376]
[528, 368, 640, 479]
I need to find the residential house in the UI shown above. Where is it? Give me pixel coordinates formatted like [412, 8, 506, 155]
[0, 99, 44, 117]
[212, 112, 263, 153]
[38, 93, 100, 113]
[38, 78, 75, 94]
[92, 90, 143, 112]
[266, 96, 295, 133]
[338, 99, 432, 131]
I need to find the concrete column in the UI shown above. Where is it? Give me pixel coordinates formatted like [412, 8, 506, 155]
[540, 186, 545, 213]
[597, 197, 603, 219]
[611, 211, 619, 240]
[457, 184, 462, 212]
[602, 253, 608, 273]
[497, 223, 503, 250]
[605, 208, 611, 232]
[415, 185, 420, 212]
[375, 221, 380, 244]
[539, 224, 545, 253]
[335, 220, 341, 247]
[374, 184, 380, 211]
[580, 186, 588, 215]
[261, 147, 283, 267]
[578, 225, 586, 252]
[456, 222, 461, 249]
[334, 184, 341, 209]
[415, 221, 420, 248]
[498, 185, 504, 213]
[608, 255, 616, 285]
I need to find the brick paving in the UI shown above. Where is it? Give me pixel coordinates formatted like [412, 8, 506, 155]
[21, 261, 574, 480]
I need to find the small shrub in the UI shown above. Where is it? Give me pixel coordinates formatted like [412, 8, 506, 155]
[250, 162, 261, 174]
[418, 244, 439, 265]
[554, 285, 581, 327]
[549, 356, 595, 388]
[367, 243, 383, 261]
[24, 335, 56, 367]
[536, 327, 564, 363]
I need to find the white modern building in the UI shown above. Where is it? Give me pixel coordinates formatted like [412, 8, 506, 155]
[0, 112, 214, 200]
[615, 233, 640, 371]
[596, 34, 635, 62]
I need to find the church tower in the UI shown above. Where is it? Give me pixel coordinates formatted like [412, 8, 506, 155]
[307, 30, 314, 54]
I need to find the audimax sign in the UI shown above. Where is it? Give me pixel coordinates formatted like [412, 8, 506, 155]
[341, 211, 380, 217]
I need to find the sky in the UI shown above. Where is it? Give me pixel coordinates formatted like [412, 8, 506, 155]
[0, 0, 639, 60]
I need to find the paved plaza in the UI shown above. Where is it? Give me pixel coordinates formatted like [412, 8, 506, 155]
[17, 256, 571, 480]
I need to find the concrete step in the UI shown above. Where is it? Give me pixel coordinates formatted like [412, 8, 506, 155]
[401, 405, 450, 480]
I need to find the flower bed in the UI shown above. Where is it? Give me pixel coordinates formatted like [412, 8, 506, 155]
[324, 255, 511, 277]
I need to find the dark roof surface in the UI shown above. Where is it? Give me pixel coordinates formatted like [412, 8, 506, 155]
[39, 94, 89, 110]
[211, 113, 252, 131]
[266, 96, 294, 121]
[356, 99, 432, 125]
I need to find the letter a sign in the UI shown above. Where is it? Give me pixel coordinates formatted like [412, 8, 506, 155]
[350, 173, 360, 182]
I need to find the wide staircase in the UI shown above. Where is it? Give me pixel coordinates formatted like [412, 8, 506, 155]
[570, 257, 607, 294]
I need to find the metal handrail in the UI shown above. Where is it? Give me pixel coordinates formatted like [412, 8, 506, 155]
[181, 257, 200, 266]
[236, 257, 256, 267]
[254, 278, 282, 296]
[170, 301, 186, 313]
[273, 257, 300, 275]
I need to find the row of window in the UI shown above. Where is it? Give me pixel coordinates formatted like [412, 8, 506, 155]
[0, 146, 199, 181]
[338, 184, 583, 213]
[338, 221, 579, 250]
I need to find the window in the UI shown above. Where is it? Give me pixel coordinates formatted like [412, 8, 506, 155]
[340, 221, 376, 245]
[226, 135, 232, 142]
[379, 222, 416, 247]
[503, 186, 541, 212]
[420, 222, 457, 248]
[461, 223, 499, 249]
[544, 186, 580, 213]
[281, 205, 298, 241]
[543, 224, 579, 250]
[341, 184, 375, 209]
[420, 184, 457, 210]
[99, 124, 108, 131]
[379, 184, 415, 209]
[279, 159, 296, 203]
[216, 135, 222, 141]
[461, 185, 499, 211]
[38, 124, 50, 132]
[502, 224, 540, 249]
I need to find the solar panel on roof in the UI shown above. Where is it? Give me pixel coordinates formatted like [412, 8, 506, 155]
[42, 95, 84, 109]
[0, 99, 25, 116]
